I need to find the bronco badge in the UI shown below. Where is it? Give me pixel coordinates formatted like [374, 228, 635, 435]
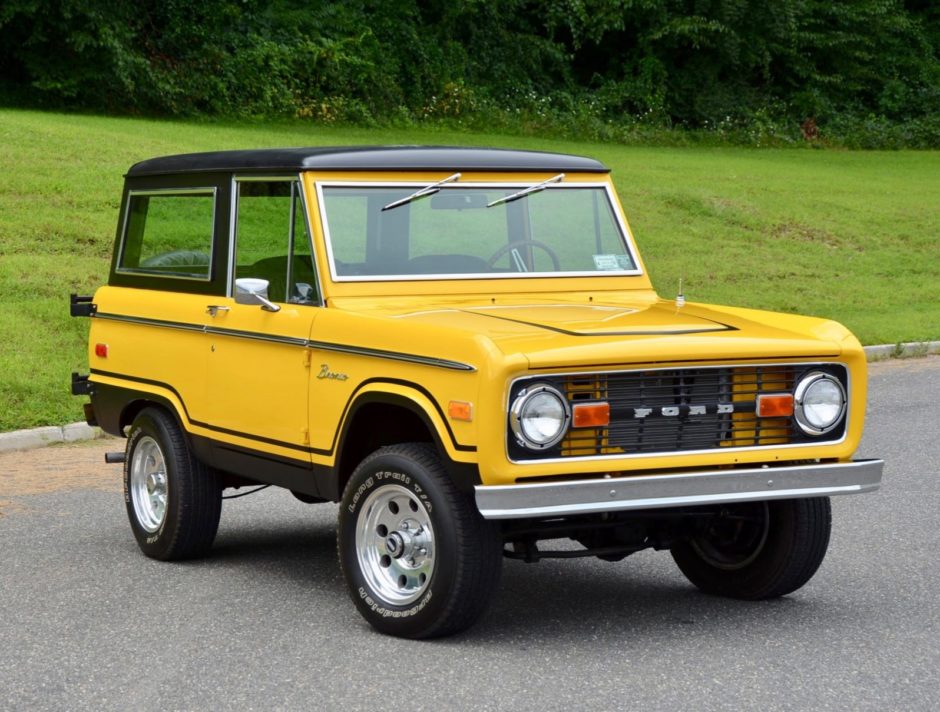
[317, 364, 349, 381]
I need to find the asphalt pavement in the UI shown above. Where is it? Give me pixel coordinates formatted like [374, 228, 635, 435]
[1, 357, 938, 711]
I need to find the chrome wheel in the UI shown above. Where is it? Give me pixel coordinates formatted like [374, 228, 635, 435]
[124, 408, 222, 560]
[129, 435, 168, 533]
[339, 443, 503, 638]
[355, 484, 435, 606]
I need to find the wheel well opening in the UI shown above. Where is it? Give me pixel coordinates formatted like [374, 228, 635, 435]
[120, 400, 152, 433]
[338, 402, 435, 495]
[120, 399, 179, 435]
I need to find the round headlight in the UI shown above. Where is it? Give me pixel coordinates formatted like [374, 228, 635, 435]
[510, 384, 571, 449]
[794, 372, 846, 435]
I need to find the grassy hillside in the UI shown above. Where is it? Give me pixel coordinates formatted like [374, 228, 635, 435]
[1, 109, 938, 431]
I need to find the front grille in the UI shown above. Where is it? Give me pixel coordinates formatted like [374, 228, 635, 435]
[508, 364, 848, 461]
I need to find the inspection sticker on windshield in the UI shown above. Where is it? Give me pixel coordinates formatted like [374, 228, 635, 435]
[593, 254, 629, 270]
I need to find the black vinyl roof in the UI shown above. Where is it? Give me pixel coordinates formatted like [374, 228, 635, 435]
[126, 145, 609, 177]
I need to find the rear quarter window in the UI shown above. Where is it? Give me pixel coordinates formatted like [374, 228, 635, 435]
[117, 189, 216, 280]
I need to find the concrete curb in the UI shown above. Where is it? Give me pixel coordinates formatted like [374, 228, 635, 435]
[863, 340, 940, 361]
[0, 422, 105, 454]
[1, 342, 938, 453]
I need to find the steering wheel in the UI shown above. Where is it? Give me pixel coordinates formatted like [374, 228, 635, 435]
[485, 240, 561, 272]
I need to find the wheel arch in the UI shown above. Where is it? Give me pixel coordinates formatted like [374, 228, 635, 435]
[119, 396, 178, 433]
[332, 388, 480, 501]
[89, 378, 185, 437]
[89, 380, 210, 460]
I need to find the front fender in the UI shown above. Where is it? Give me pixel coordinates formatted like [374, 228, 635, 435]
[334, 380, 478, 465]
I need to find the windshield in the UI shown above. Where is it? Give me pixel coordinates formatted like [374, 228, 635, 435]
[318, 183, 640, 280]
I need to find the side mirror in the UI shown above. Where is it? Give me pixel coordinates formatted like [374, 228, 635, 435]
[235, 278, 281, 312]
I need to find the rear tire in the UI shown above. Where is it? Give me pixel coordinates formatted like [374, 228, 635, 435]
[671, 497, 831, 599]
[124, 407, 222, 560]
[338, 443, 502, 638]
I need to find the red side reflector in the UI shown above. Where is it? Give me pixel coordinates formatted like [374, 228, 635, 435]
[757, 393, 793, 418]
[573, 402, 610, 428]
[95, 343, 108, 358]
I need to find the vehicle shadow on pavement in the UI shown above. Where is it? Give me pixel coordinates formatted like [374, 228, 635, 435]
[464, 556, 820, 643]
[193, 510, 824, 642]
[206, 509, 345, 591]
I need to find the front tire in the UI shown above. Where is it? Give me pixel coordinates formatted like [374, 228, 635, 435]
[338, 443, 502, 638]
[124, 407, 222, 560]
[671, 497, 832, 599]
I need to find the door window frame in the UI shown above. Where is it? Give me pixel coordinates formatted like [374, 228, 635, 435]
[229, 175, 323, 307]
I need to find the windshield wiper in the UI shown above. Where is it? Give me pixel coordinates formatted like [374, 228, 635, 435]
[382, 173, 461, 211]
[486, 173, 564, 208]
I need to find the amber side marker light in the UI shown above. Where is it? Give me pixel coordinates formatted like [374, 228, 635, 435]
[448, 401, 473, 422]
[572, 402, 611, 428]
[757, 393, 794, 418]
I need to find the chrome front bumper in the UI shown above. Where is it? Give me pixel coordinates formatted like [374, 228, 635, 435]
[474, 459, 883, 520]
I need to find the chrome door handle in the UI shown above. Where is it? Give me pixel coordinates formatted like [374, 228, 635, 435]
[206, 305, 231, 317]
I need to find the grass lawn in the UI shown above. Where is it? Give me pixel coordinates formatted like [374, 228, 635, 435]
[1, 108, 938, 430]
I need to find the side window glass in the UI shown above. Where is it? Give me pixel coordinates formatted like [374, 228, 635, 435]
[235, 181, 318, 304]
[118, 191, 215, 278]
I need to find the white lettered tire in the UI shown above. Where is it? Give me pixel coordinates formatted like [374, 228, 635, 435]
[338, 443, 502, 638]
[124, 407, 222, 560]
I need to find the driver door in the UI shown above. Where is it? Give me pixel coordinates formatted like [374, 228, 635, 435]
[205, 178, 320, 464]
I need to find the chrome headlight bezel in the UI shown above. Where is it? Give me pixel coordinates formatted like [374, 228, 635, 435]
[794, 371, 847, 436]
[509, 383, 571, 450]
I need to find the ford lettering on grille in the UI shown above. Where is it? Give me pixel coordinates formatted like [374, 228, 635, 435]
[633, 403, 734, 418]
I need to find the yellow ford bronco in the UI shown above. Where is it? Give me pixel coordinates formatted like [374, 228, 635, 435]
[71, 146, 882, 638]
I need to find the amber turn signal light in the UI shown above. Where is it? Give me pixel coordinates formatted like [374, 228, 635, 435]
[572, 402, 610, 428]
[448, 400, 473, 422]
[757, 393, 794, 418]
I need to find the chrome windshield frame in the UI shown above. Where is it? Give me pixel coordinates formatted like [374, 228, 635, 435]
[314, 180, 644, 283]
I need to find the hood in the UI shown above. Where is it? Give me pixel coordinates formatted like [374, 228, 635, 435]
[458, 302, 731, 336]
[330, 294, 846, 369]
